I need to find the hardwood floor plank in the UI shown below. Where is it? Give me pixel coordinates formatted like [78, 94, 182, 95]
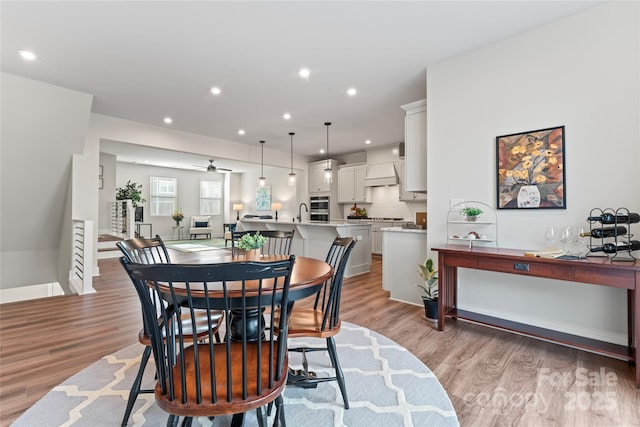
[1, 256, 638, 426]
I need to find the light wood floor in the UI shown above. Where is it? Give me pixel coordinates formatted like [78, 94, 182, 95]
[1, 256, 638, 426]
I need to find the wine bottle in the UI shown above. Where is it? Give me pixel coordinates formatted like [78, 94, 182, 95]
[587, 213, 640, 224]
[579, 226, 628, 238]
[589, 240, 640, 254]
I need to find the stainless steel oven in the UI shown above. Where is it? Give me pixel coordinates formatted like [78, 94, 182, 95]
[309, 196, 330, 222]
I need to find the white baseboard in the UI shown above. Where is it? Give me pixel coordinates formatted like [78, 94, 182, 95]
[0, 282, 64, 304]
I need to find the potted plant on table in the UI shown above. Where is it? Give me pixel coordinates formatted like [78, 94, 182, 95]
[416, 258, 438, 321]
[237, 231, 268, 260]
[462, 206, 483, 222]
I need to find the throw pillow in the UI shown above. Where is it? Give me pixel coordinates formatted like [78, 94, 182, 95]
[195, 221, 208, 227]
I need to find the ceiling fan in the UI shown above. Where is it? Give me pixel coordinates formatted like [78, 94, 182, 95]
[200, 159, 232, 173]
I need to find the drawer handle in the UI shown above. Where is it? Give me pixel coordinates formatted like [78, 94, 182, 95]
[514, 263, 530, 271]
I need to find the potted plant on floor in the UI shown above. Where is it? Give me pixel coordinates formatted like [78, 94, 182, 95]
[462, 206, 483, 222]
[237, 231, 268, 260]
[416, 258, 438, 321]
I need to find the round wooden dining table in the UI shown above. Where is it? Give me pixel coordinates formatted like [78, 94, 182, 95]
[166, 250, 333, 297]
[161, 250, 333, 341]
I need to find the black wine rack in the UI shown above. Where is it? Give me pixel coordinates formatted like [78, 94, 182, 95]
[586, 207, 637, 261]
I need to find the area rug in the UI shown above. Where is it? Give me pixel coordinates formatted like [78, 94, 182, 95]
[165, 238, 228, 253]
[12, 323, 459, 427]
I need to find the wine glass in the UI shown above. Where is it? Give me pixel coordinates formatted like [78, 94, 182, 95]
[559, 226, 575, 255]
[544, 227, 557, 250]
[575, 226, 589, 257]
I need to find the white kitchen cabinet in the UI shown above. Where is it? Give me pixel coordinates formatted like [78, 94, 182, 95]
[400, 99, 426, 193]
[371, 222, 384, 254]
[394, 160, 427, 202]
[309, 159, 338, 193]
[337, 164, 369, 203]
[371, 220, 410, 254]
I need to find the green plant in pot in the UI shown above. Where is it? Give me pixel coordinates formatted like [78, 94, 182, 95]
[237, 232, 268, 259]
[115, 180, 146, 207]
[416, 258, 438, 321]
[462, 206, 483, 221]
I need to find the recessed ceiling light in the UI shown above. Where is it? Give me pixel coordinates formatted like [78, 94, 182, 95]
[238, 129, 245, 135]
[210, 86, 221, 95]
[365, 140, 372, 145]
[18, 49, 36, 60]
[283, 113, 291, 120]
[298, 68, 310, 79]
[320, 149, 325, 154]
[347, 88, 357, 96]
[163, 117, 173, 124]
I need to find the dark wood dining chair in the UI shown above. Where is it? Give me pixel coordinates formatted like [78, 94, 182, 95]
[116, 235, 223, 426]
[120, 256, 296, 427]
[259, 230, 295, 256]
[277, 237, 356, 408]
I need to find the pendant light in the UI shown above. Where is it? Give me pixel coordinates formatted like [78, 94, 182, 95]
[288, 132, 296, 186]
[258, 140, 266, 186]
[323, 122, 332, 184]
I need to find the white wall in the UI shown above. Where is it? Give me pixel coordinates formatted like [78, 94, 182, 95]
[0, 73, 93, 291]
[427, 2, 639, 344]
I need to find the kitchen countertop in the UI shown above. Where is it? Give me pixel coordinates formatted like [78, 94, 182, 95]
[380, 227, 427, 234]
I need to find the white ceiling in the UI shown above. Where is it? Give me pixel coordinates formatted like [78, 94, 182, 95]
[1, 1, 602, 166]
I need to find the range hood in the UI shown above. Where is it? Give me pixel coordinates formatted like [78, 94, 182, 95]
[364, 163, 399, 187]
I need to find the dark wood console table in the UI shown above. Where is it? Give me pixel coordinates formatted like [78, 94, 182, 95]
[432, 245, 639, 387]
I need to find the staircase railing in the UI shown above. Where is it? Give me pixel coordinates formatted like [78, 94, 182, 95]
[69, 218, 96, 295]
[111, 200, 134, 239]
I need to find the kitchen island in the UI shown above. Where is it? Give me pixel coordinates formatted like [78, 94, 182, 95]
[381, 227, 428, 305]
[237, 219, 371, 277]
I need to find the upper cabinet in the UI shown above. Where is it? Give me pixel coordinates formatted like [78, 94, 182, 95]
[338, 164, 369, 203]
[309, 159, 339, 194]
[400, 99, 426, 193]
[394, 160, 427, 202]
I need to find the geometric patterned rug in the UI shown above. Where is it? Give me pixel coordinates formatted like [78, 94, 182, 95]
[11, 323, 459, 427]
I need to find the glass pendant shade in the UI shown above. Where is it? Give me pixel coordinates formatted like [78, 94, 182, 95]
[323, 122, 332, 184]
[288, 132, 296, 186]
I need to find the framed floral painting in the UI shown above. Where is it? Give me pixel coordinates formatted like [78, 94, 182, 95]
[496, 126, 565, 209]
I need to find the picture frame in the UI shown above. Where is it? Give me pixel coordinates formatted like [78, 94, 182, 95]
[256, 185, 271, 211]
[496, 126, 565, 210]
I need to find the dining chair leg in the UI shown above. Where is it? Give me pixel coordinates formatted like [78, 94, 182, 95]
[166, 414, 179, 427]
[327, 337, 349, 409]
[256, 406, 267, 427]
[180, 417, 193, 427]
[274, 395, 286, 427]
[230, 412, 245, 427]
[121, 345, 152, 426]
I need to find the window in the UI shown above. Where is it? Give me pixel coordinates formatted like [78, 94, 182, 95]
[200, 180, 222, 215]
[150, 176, 177, 216]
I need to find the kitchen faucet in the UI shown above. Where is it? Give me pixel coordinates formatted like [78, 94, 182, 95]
[297, 202, 309, 222]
